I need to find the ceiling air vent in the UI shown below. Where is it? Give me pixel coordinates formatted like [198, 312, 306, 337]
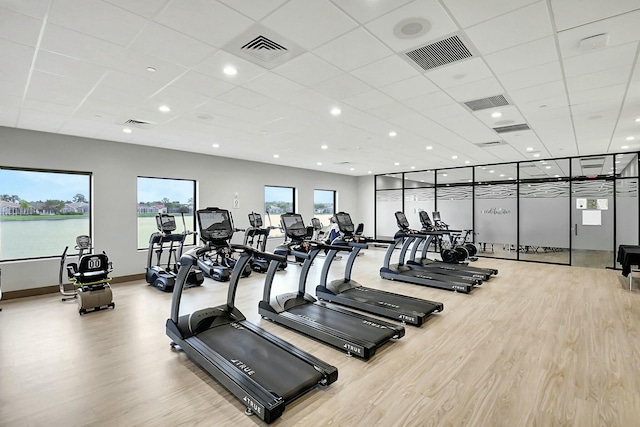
[464, 95, 509, 111]
[122, 119, 155, 129]
[223, 24, 305, 69]
[493, 123, 530, 133]
[241, 35, 287, 62]
[474, 140, 507, 147]
[404, 34, 473, 71]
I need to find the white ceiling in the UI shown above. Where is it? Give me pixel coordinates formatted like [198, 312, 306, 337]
[1, 0, 639, 176]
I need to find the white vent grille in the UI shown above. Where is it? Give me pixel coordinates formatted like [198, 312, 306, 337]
[223, 24, 305, 70]
[240, 35, 288, 62]
[122, 119, 155, 129]
[404, 35, 473, 71]
[464, 95, 509, 111]
[474, 140, 507, 147]
[493, 123, 530, 133]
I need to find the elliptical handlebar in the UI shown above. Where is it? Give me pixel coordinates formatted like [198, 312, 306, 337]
[230, 244, 287, 263]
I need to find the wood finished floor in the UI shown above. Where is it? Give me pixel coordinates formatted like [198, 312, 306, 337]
[1, 248, 639, 427]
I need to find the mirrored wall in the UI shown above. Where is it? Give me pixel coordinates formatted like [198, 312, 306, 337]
[375, 152, 639, 267]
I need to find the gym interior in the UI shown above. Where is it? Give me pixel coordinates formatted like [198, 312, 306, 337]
[1, 1, 640, 426]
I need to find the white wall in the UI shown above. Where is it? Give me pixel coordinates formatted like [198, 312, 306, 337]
[0, 127, 362, 292]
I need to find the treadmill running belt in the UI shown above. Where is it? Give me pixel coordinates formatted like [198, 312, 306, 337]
[196, 323, 323, 401]
[287, 304, 397, 342]
[340, 287, 437, 315]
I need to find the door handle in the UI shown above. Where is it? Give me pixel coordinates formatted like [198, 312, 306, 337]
[574, 224, 578, 236]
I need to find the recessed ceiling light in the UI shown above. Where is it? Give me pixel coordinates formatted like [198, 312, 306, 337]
[394, 162, 400, 166]
[330, 107, 342, 116]
[526, 147, 534, 151]
[499, 174, 505, 177]
[481, 167, 486, 170]
[491, 111, 502, 118]
[464, 160, 470, 164]
[223, 65, 237, 76]
[350, 167, 355, 171]
[554, 175, 560, 178]
[158, 105, 171, 113]
[442, 173, 448, 177]
[468, 179, 472, 182]
[146, 67, 156, 72]
[508, 177, 514, 180]
[626, 136, 635, 141]
[410, 166, 416, 169]
[451, 155, 458, 159]
[123, 128, 132, 134]
[615, 161, 621, 164]
[425, 146, 433, 150]
[273, 154, 279, 158]
[635, 117, 640, 123]
[545, 166, 551, 169]
[212, 143, 219, 148]
[622, 145, 629, 149]
[489, 170, 495, 173]
[389, 131, 397, 137]
[533, 153, 541, 158]
[321, 144, 328, 150]
[317, 162, 322, 166]
[367, 171, 372, 174]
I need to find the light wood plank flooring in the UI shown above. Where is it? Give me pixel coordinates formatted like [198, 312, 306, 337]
[1, 248, 639, 427]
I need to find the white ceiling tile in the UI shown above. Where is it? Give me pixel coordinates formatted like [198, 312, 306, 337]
[148, 85, 214, 114]
[473, 105, 526, 128]
[242, 72, 304, 101]
[422, 102, 468, 120]
[445, 77, 504, 102]
[272, 53, 343, 86]
[48, 0, 149, 47]
[312, 73, 372, 100]
[40, 23, 125, 67]
[103, 0, 168, 18]
[342, 90, 396, 110]
[441, 0, 538, 28]
[100, 69, 168, 98]
[155, 0, 254, 48]
[195, 50, 268, 85]
[484, 36, 557, 75]
[217, 86, 274, 109]
[425, 57, 493, 88]
[365, 0, 458, 52]
[110, 49, 189, 83]
[350, 55, 420, 88]
[367, 102, 417, 120]
[566, 66, 632, 94]
[130, 22, 216, 68]
[379, 75, 439, 100]
[261, 0, 357, 50]
[498, 61, 562, 91]
[0, 6, 43, 46]
[329, 0, 413, 24]
[550, 0, 640, 31]
[219, 0, 288, 21]
[438, 114, 499, 142]
[406, 90, 456, 111]
[508, 80, 566, 105]
[86, 84, 150, 110]
[465, 2, 553, 55]
[34, 50, 106, 84]
[0, 40, 34, 90]
[313, 28, 393, 72]
[171, 71, 236, 99]
[557, 9, 640, 59]
[21, 98, 77, 115]
[0, 0, 49, 19]
[25, 70, 93, 107]
[562, 42, 638, 78]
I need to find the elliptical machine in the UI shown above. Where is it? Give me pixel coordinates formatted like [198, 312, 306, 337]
[431, 211, 478, 263]
[146, 213, 204, 292]
[243, 211, 282, 273]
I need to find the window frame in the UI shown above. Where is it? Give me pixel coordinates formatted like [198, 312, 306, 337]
[264, 185, 296, 238]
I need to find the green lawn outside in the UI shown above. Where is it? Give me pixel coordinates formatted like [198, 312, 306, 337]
[0, 214, 86, 221]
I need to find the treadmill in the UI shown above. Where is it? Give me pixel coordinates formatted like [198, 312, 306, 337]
[316, 212, 444, 327]
[259, 213, 404, 360]
[166, 207, 338, 424]
[409, 211, 497, 278]
[379, 212, 481, 294]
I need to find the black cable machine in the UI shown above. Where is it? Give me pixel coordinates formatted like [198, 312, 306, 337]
[166, 207, 337, 424]
[316, 212, 444, 327]
[146, 213, 203, 292]
[260, 213, 404, 359]
[411, 211, 497, 277]
[379, 212, 481, 294]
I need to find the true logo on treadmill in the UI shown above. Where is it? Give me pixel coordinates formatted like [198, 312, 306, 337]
[230, 359, 255, 376]
[378, 301, 399, 308]
[451, 285, 467, 291]
[362, 320, 387, 329]
[243, 396, 262, 415]
[399, 314, 415, 322]
[343, 343, 362, 354]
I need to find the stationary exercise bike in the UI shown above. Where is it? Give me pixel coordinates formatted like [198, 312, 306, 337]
[146, 213, 204, 292]
[430, 211, 478, 263]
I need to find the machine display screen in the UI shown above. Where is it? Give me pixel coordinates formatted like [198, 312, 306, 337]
[198, 210, 233, 241]
[335, 212, 354, 233]
[281, 214, 307, 238]
[395, 211, 409, 228]
[249, 212, 263, 228]
[157, 214, 177, 232]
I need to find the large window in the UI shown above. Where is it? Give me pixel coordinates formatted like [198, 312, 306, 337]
[313, 189, 336, 231]
[137, 177, 196, 249]
[0, 167, 91, 260]
[265, 186, 295, 238]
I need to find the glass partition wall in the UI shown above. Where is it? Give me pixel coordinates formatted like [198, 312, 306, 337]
[375, 152, 639, 268]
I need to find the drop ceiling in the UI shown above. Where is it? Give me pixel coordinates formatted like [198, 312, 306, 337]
[1, 0, 639, 176]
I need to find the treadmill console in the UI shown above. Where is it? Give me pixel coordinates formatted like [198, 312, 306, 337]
[432, 211, 441, 221]
[418, 211, 435, 231]
[197, 208, 234, 242]
[156, 214, 177, 233]
[280, 213, 307, 239]
[311, 217, 322, 230]
[394, 211, 410, 230]
[248, 212, 263, 228]
[334, 212, 355, 235]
